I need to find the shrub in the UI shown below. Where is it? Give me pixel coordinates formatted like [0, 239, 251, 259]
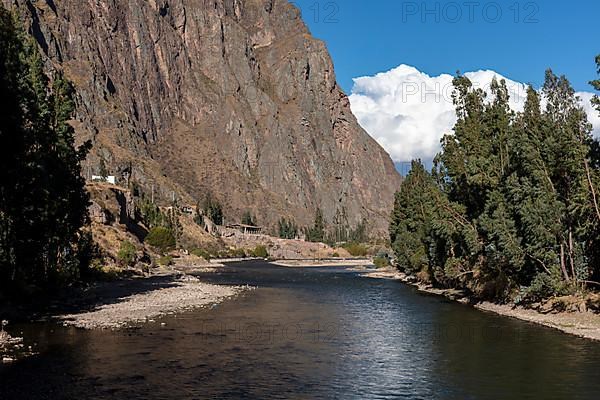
[517, 271, 571, 305]
[217, 250, 231, 259]
[232, 248, 247, 258]
[97, 265, 122, 281]
[343, 242, 369, 257]
[117, 241, 137, 267]
[145, 227, 176, 253]
[252, 245, 269, 258]
[373, 256, 390, 269]
[331, 252, 340, 258]
[191, 248, 211, 261]
[157, 255, 174, 266]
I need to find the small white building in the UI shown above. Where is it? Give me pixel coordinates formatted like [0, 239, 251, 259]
[181, 205, 195, 215]
[92, 175, 116, 185]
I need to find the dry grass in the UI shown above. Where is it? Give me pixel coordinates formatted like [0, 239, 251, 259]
[91, 223, 141, 260]
[178, 213, 222, 250]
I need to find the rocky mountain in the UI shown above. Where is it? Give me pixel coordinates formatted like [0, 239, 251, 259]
[4, 0, 402, 236]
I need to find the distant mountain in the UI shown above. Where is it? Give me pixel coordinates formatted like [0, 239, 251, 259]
[5, 0, 402, 236]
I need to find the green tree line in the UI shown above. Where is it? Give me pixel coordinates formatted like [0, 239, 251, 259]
[300, 208, 368, 245]
[390, 63, 600, 303]
[0, 7, 91, 295]
[278, 217, 298, 239]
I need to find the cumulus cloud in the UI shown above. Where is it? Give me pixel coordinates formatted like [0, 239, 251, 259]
[349, 65, 600, 163]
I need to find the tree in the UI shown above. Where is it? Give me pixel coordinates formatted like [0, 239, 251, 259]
[136, 195, 165, 229]
[164, 207, 183, 245]
[390, 161, 435, 275]
[203, 192, 223, 225]
[98, 158, 108, 179]
[588, 56, 600, 282]
[349, 219, 368, 243]
[508, 86, 564, 285]
[438, 74, 491, 218]
[306, 208, 325, 243]
[390, 69, 600, 302]
[241, 211, 256, 226]
[0, 6, 91, 293]
[391, 160, 478, 285]
[591, 55, 600, 113]
[329, 208, 349, 243]
[278, 218, 298, 239]
[542, 70, 595, 284]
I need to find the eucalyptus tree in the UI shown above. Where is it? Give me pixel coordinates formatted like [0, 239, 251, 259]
[0, 6, 90, 293]
[390, 67, 600, 302]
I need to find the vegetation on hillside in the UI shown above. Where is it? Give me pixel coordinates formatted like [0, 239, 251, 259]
[241, 211, 256, 226]
[0, 8, 92, 295]
[203, 193, 223, 225]
[117, 241, 137, 267]
[299, 208, 375, 257]
[305, 208, 326, 243]
[343, 242, 369, 257]
[329, 209, 368, 244]
[250, 245, 269, 259]
[373, 254, 390, 269]
[98, 158, 109, 179]
[144, 227, 176, 254]
[135, 193, 182, 247]
[136, 196, 167, 229]
[278, 218, 298, 239]
[390, 65, 600, 303]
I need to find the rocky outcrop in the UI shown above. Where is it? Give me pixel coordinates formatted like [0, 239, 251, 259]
[5, 0, 402, 236]
[88, 201, 110, 225]
[86, 183, 136, 226]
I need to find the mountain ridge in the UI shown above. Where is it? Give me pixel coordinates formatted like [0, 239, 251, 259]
[5, 0, 402, 236]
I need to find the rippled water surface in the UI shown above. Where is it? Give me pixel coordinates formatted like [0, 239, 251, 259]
[1, 261, 599, 399]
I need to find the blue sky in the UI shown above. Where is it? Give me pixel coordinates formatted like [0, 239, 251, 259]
[291, 0, 599, 93]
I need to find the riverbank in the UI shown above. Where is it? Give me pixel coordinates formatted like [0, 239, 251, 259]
[272, 259, 372, 268]
[0, 331, 26, 363]
[474, 302, 600, 341]
[363, 267, 600, 342]
[0, 263, 252, 359]
[52, 258, 254, 330]
[58, 274, 251, 329]
[0, 331, 19, 350]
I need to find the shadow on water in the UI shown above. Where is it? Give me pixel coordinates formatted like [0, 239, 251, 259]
[1, 261, 599, 399]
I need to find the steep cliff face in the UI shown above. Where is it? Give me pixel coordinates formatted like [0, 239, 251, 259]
[5, 0, 402, 235]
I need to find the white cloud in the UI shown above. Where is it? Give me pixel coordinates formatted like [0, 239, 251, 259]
[349, 64, 600, 163]
[578, 91, 600, 138]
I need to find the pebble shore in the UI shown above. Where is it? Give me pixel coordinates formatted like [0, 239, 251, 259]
[59, 275, 251, 330]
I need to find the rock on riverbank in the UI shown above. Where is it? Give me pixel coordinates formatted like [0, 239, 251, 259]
[0, 330, 25, 363]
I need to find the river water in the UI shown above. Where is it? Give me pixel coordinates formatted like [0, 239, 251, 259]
[1, 261, 599, 399]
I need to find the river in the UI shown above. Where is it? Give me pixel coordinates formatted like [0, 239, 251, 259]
[1, 261, 599, 399]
